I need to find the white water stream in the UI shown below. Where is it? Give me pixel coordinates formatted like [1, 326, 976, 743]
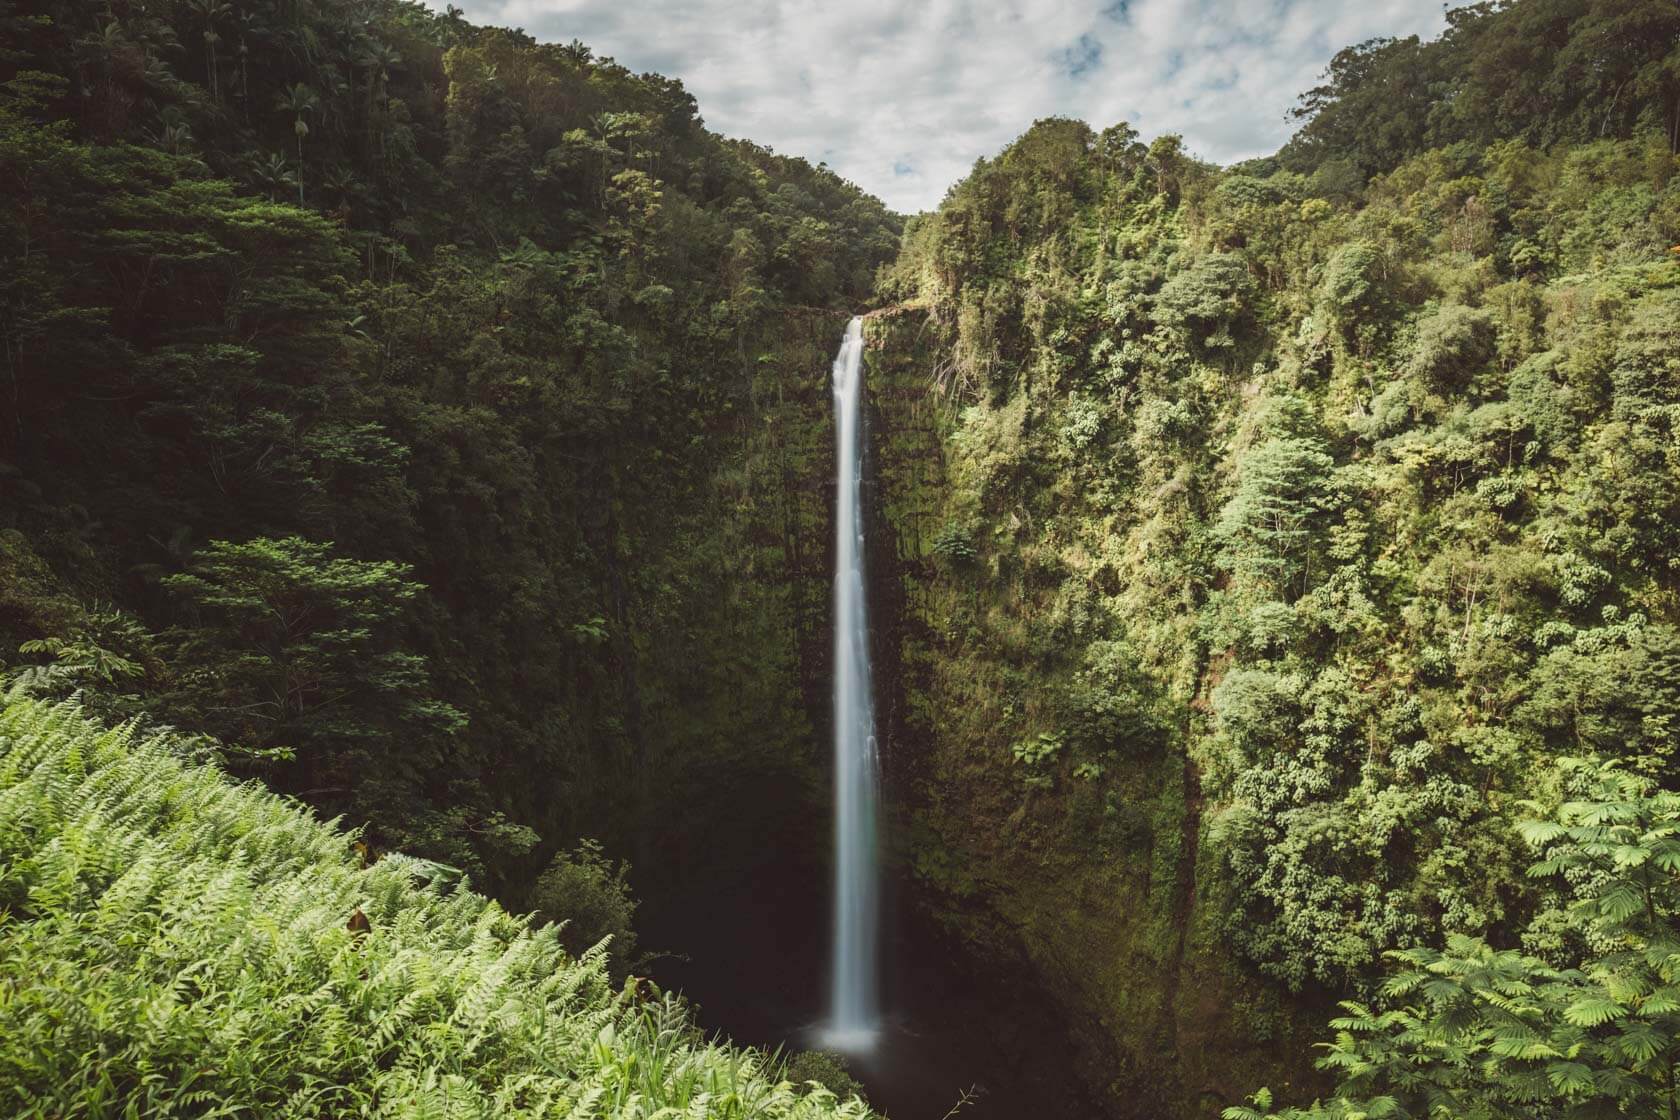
[826, 316, 880, 1052]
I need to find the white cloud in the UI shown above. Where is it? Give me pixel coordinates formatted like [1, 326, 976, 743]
[438, 0, 1446, 212]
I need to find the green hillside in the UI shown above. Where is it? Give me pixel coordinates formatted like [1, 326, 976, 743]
[0, 0, 893, 895]
[0, 689, 871, 1119]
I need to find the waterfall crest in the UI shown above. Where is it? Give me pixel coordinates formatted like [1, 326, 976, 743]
[827, 316, 880, 1051]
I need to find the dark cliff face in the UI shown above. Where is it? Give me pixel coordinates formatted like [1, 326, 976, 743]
[858, 308, 1326, 1119]
[637, 307, 849, 926]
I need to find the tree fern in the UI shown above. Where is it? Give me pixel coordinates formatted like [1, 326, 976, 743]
[1233, 763, 1680, 1120]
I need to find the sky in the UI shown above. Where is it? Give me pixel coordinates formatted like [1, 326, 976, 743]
[439, 0, 1449, 213]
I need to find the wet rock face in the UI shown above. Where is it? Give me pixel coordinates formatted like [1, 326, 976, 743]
[856, 308, 950, 799]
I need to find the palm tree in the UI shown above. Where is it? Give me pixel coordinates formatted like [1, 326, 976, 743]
[75, 17, 125, 60]
[366, 42, 401, 105]
[357, 40, 401, 159]
[73, 21, 137, 133]
[247, 152, 298, 202]
[125, 14, 181, 60]
[138, 53, 176, 98]
[232, 9, 268, 116]
[147, 108, 195, 155]
[275, 83, 318, 205]
[72, 20, 126, 91]
[439, 5, 470, 46]
[186, 0, 230, 103]
[320, 164, 361, 218]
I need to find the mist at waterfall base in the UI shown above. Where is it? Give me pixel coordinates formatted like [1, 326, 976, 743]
[643, 859, 1092, 1118]
[640, 319, 1099, 1119]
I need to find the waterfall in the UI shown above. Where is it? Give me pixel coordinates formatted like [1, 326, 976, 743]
[827, 316, 880, 1051]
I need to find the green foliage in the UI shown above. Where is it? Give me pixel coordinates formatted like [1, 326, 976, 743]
[0, 0, 897, 887]
[1316, 241, 1391, 340]
[1012, 730, 1066, 767]
[783, 1051, 866, 1102]
[17, 604, 150, 688]
[1155, 252, 1256, 348]
[156, 536, 476, 858]
[1281, 2, 1680, 179]
[0, 691, 875, 1119]
[1213, 434, 1338, 599]
[529, 839, 641, 978]
[1404, 303, 1496, 391]
[931, 521, 979, 565]
[871, 4, 1680, 1092]
[1231, 766, 1680, 1120]
[160, 536, 453, 749]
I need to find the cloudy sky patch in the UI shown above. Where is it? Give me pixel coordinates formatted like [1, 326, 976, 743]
[441, 0, 1446, 212]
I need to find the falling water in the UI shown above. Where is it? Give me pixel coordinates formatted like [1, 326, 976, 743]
[827, 316, 880, 1052]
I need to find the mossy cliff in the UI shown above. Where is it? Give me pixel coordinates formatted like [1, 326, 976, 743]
[858, 307, 1324, 1117]
[628, 307, 850, 896]
[854, 89, 1680, 1111]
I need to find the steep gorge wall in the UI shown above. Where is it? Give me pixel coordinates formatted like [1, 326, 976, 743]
[860, 308, 1325, 1118]
[601, 307, 850, 903]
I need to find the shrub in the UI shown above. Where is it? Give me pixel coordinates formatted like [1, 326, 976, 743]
[529, 839, 641, 976]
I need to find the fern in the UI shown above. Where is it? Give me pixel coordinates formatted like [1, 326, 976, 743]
[0, 694, 877, 1119]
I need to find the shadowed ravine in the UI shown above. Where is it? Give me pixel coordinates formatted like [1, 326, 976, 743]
[640, 319, 1103, 1119]
[641, 846, 1104, 1119]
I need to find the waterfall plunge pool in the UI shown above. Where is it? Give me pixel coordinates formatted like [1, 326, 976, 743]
[642, 848, 1101, 1119]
